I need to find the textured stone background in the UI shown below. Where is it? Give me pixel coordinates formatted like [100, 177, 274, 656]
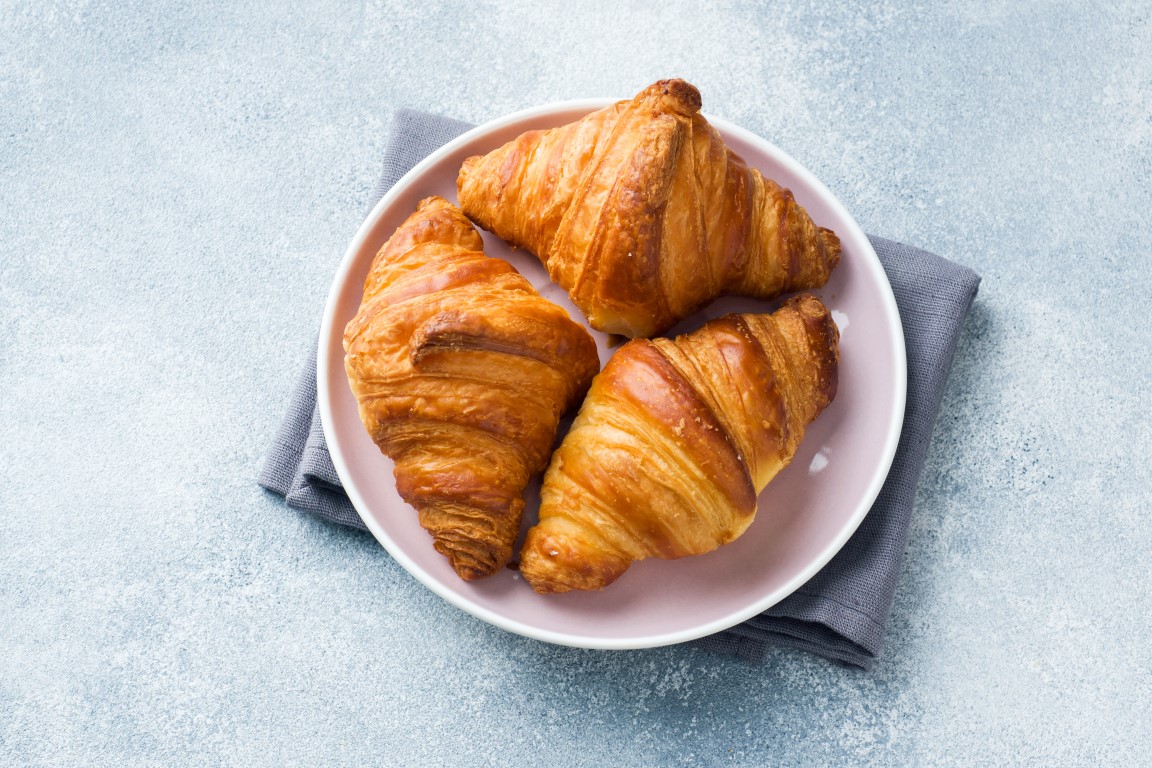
[3, 1, 1150, 765]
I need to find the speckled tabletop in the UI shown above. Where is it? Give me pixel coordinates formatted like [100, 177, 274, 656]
[3, 2, 1150, 765]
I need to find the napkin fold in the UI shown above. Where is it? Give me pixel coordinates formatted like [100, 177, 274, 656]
[259, 109, 980, 670]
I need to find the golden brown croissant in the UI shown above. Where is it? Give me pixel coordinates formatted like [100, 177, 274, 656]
[518, 294, 839, 593]
[343, 196, 600, 581]
[457, 78, 841, 338]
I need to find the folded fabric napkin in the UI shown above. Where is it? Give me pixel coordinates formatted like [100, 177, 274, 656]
[259, 108, 981, 670]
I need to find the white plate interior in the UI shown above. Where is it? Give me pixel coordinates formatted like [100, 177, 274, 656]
[318, 99, 906, 649]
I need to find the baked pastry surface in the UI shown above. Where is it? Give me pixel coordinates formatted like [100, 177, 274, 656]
[519, 294, 839, 593]
[343, 196, 600, 580]
[458, 79, 840, 338]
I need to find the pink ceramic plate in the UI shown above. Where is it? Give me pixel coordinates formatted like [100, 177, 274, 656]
[318, 100, 906, 649]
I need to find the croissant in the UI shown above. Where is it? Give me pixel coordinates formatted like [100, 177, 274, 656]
[457, 78, 841, 338]
[518, 294, 839, 593]
[343, 196, 600, 581]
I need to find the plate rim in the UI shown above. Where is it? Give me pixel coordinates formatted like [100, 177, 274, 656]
[317, 97, 908, 650]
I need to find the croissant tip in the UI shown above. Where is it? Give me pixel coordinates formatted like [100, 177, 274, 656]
[415, 195, 450, 212]
[819, 227, 842, 271]
[437, 542, 506, 581]
[520, 564, 609, 594]
[642, 78, 702, 115]
[457, 155, 479, 185]
[526, 580, 571, 595]
[453, 563, 497, 581]
[782, 294, 840, 407]
[784, 292, 832, 321]
[519, 529, 630, 593]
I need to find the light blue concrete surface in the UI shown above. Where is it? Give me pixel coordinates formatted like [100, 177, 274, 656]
[2, 1, 1150, 765]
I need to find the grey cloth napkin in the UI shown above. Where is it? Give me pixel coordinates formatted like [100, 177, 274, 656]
[259, 109, 981, 670]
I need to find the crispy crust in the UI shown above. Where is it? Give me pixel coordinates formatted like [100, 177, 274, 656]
[343, 196, 600, 581]
[519, 295, 839, 593]
[457, 78, 840, 337]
